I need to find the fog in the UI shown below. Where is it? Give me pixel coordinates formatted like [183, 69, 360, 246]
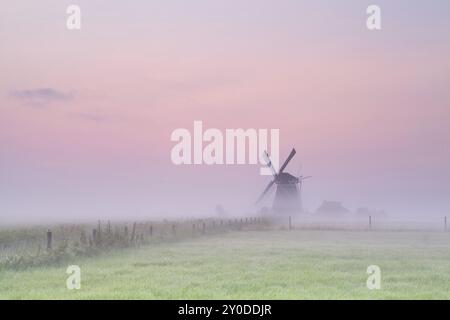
[1, 151, 449, 227]
[1, 1, 450, 226]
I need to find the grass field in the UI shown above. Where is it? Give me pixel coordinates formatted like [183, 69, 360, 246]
[1, 229, 449, 299]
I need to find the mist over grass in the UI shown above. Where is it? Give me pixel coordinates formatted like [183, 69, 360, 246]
[1, 229, 449, 299]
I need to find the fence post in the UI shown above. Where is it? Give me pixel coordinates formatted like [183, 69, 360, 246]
[149, 224, 153, 237]
[202, 222, 206, 234]
[92, 229, 97, 244]
[130, 222, 137, 242]
[445, 216, 447, 231]
[369, 215, 372, 230]
[80, 230, 87, 245]
[172, 224, 176, 236]
[46, 229, 52, 250]
[289, 216, 292, 230]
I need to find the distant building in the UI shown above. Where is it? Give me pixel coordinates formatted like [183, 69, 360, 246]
[315, 201, 349, 218]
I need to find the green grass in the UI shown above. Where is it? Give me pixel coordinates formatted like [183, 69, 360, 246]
[1, 229, 449, 299]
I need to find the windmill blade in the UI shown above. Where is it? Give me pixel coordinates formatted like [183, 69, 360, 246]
[262, 151, 278, 178]
[279, 148, 296, 174]
[256, 179, 275, 204]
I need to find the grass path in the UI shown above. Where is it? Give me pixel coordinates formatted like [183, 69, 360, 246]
[1, 229, 450, 299]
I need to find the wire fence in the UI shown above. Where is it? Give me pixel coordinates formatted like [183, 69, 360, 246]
[0, 217, 270, 269]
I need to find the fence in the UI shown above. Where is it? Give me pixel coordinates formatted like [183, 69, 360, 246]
[0, 217, 270, 268]
[282, 215, 450, 232]
[1, 215, 448, 268]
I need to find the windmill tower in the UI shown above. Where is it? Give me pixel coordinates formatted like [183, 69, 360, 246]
[256, 148, 311, 214]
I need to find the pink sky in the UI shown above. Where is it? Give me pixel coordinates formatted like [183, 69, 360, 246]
[1, 1, 450, 223]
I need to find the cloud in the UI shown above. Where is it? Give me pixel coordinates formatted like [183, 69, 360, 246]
[10, 88, 74, 105]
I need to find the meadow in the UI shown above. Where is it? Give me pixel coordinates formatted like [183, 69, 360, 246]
[1, 222, 449, 299]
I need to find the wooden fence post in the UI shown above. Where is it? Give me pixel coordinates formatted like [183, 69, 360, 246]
[80, 230, 87, 245]
[289, 216, 292, 230]
[92, 229, 97, 244]
[98, 220, 103, 244]
[369, 215, 372, 230]
[130, 222, 137, 242]
[46, 229, 52, 250]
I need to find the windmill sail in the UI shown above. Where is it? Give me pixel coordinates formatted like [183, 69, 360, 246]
[256, 148, 310, 215]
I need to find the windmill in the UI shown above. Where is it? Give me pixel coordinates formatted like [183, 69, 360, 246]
[256, 148, 311, 214]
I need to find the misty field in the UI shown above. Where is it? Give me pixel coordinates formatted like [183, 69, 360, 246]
[1, 228, 450, 299]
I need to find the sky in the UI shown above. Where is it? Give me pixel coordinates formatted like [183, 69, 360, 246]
[1, 0, 450, 224]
